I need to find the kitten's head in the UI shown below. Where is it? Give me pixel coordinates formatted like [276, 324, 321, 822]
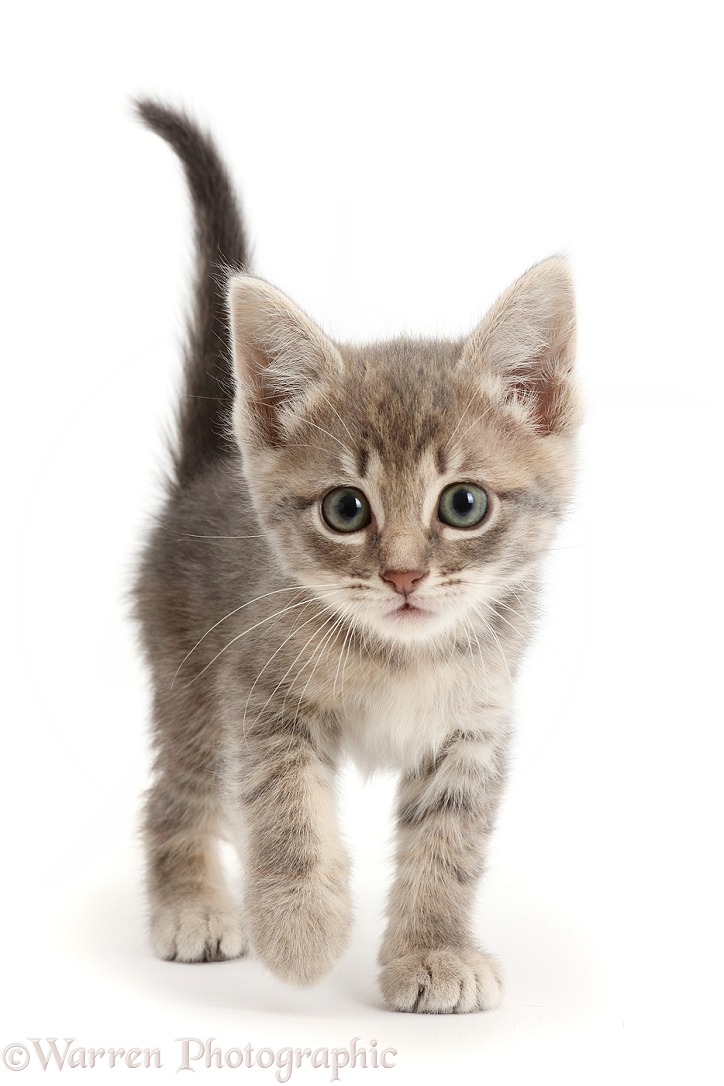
[228, 259, 580, 646]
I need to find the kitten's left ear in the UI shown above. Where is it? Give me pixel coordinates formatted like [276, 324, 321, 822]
[228, 276, 344, 446]
[461, 256, 579, 436]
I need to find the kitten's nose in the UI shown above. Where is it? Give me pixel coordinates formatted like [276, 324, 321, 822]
[381, 569, 429, 596]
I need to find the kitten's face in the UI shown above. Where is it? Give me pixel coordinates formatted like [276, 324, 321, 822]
[243, 343, 572, 644]
[229, 261, 579, 646]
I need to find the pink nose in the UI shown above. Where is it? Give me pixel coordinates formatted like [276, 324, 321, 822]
[381, 569, 429, 596]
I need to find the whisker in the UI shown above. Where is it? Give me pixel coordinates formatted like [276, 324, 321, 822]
[333, 615, 356, 700]
[490, 604, 528, 639]
[245, 607, 339, 738]
[171, 582, 348, 687]
[290, 614, 346, 730]
[460, 613, 479, 675]
[466, 613, 491, 698]
[448, 403, 496, 455]
[470, 604, 512, 685]
[495, 598, 532, 626]
[183, 589, 347, 688]
[240, 600, 322, 737]
[281, 443, 347, 457]
[154, 521, 268, 541]
[443, 390, 482, 452]
[302, 419, 354, 458]
[279, 612, 344, 757]
[315, 390, 356, 445]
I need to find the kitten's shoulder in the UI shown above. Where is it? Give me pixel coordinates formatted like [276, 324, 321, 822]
[134, 454, 264, 617]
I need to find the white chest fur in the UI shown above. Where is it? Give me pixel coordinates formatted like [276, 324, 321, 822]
[339, 655, 507, 776]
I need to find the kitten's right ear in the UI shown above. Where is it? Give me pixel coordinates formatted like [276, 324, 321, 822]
[461, 256, 578, 437]
[228, 276, 343, 446]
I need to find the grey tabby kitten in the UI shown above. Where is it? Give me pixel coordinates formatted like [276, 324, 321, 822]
[133, 101, 580, 1014]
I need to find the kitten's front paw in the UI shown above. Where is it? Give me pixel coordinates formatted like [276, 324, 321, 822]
[247, 871, 351, 987]
[379, 947, 502, 1014]
[150, 894, 248, 963]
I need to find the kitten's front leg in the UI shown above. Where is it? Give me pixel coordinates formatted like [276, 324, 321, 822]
[379, 720, 509, 1014]
[233, 720, 351, 988]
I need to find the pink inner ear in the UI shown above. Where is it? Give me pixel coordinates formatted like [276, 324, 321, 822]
[531, 374, 567, 435]
[237, 341, 287, 447]
[250, 379, 287, 446]
[508, 359, 572, 436]
[461, 257, 577, 438]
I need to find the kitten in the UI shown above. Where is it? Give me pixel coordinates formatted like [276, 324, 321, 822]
[133, 100, 580, 1014]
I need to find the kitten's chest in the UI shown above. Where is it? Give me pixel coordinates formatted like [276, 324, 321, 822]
[338, 658, 490, 774]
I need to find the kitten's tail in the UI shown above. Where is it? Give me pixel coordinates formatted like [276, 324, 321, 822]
[134, 99, 249, 488]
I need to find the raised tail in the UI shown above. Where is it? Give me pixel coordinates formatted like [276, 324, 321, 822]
[135, 99, 249, 487]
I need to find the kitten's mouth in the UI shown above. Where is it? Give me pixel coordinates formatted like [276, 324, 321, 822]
[389, 601, 429, 622]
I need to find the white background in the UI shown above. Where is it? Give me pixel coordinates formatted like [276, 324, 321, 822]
[2, 2, 723, 1083]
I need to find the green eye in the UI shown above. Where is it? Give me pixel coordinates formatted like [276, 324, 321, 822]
[438, 483, 489, 529]
[321, 487, 372, 533]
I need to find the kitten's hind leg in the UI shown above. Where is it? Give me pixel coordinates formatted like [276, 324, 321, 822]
[143, 695, 248, 963]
